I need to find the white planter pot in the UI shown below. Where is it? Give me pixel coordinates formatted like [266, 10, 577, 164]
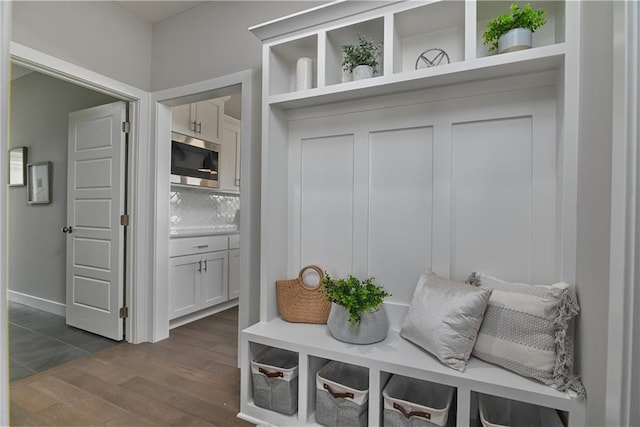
[327, 302, 388, 344]
[353, 65, 374, 81]
[498, 28, 532, 54]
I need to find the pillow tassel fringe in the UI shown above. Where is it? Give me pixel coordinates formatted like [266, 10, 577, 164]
[551, 286, 586, 399]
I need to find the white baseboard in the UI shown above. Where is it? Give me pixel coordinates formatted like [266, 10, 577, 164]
[8, 290, 66, 317]
[169, 299, 239, 330]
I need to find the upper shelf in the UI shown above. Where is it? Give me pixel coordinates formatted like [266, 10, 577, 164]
[256, 0, 566, 108]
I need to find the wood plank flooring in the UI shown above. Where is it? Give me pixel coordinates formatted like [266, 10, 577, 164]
[10, 307, 252, 427]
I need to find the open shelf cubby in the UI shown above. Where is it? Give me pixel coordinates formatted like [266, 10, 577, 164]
[325, 17, 384, 86]
[269, 34, 318, 96]
[393, 0, 465, 74]
[475, 0, 566, 59]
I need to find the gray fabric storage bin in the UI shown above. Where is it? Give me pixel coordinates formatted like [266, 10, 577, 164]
[382, 375, 454, 427]
[316, 361, 369, 427]
[478, 394, 563, 427]
[251, 347, 298, 415]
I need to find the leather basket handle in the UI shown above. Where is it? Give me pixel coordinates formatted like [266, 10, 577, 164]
[393, 402, 431, 420]
[258, 367, 284, 378]
[298, 265, 324, 290]
[323, 383, 354, 399]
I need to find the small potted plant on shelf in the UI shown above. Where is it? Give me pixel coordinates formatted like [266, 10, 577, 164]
[341, 33, 382, 81]
[323, 272, 390, 344]
[483, 3, 546, 54]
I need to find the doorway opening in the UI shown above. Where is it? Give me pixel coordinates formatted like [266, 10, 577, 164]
[7, 63, 131, 380]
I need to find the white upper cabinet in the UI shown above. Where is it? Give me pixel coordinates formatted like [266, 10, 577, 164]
[171, 99, 224, 143]
[220, 115, 241, 193]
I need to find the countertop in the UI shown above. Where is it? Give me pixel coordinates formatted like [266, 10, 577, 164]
[169, 227, 239, 238]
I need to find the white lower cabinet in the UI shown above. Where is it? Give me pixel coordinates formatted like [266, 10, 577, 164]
[169, 233, 238, 320]
[169, 251, 228, 319]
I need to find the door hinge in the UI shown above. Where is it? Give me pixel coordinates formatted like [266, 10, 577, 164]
[120, 214, 130, 226]
[119, 306, 129, 319]
[122, 121, 131, 134]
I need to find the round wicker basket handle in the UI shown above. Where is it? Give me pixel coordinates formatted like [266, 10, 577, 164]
[297, 265, 324, 290]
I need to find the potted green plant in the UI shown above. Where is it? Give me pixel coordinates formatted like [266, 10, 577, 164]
[323, 272, 390, 344]
[483, 3, 546, 54]
[341, 33, 382, 81]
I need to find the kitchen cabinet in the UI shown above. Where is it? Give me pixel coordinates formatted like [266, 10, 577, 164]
[220, 115, 241, 192]
[169, 234, 233, 320]
[171, 98, 224, 143]
[228, 249, 240, 300]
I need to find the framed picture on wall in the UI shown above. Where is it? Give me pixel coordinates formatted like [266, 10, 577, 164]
[8, 147, 27, 186]
[27, 161, 52, 204]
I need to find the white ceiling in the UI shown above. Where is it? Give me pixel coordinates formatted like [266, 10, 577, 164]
[115, 1, 209, 24]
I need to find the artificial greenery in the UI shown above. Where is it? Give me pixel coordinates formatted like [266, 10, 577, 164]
[323, 272, 390, 327]
[341, 33, 382, 73]
[483, 3, 546, 52]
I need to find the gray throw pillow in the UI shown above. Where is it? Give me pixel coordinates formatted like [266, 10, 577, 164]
[466, 272, 586, 398]
[400, 269, 492, 371]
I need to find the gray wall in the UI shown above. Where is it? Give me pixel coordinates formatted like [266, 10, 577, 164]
[9, 71, 117, 304]
[151, 1, 327, 91]
[575, 2, 613, 425]
[11, 1, 152, 91]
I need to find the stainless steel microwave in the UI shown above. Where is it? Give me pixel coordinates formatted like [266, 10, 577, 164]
[170, 132, 221, 188]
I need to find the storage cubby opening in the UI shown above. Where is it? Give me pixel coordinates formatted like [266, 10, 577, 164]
[325, 17, 384, 86]
[393, 0, 465, 74]
[249, 344, 300, 417]
[269, 35, 318, 96]
[473, 392, 568, 427]
[381, 372, 457, 427]
[476, 1, 566, 59]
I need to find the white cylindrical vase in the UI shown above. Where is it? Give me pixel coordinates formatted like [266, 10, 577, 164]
[296, 57, 313, 91]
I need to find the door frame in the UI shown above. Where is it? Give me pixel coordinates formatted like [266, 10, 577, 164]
[150, 69, 261, 347]
[8, 42, 151, 344]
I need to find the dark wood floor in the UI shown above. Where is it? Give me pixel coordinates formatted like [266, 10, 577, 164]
[9, 307, 252, 427]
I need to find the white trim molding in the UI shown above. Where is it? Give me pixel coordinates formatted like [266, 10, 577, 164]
[9, 42, 152, 345]
[8, 291, 66, 317]
[607, 1, 639, 425]
[0, 1, 12, 424]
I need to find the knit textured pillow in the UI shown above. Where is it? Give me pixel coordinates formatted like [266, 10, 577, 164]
[467, 272, 585, 398]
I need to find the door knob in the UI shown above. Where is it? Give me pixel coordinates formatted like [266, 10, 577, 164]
[61, 226, 73, 234]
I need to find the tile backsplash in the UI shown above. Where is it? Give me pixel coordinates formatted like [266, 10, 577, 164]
[169, 186, 240, 231]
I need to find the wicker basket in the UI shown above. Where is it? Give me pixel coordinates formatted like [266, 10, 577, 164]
[276, 265, 331, 324]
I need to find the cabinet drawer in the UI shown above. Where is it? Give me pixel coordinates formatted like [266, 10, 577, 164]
[170, 235, 228, 257]
[229, 234, 240, 249]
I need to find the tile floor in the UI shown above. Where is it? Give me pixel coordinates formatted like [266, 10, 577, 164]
[9, 301, 121, 381]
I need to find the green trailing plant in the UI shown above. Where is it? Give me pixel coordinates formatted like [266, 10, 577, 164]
[323, 272, 390, 327]
[341, 33, 382, 73]
[483, 3, 546, 52]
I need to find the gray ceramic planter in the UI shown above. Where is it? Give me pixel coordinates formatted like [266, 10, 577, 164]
[327, 302, 389, 344]
[498, 28, 532, 53]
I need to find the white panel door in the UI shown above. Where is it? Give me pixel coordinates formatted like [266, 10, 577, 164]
[300, 134, 354, 276]
[66, 101, 126, 340]
[369, 127, 434, 303]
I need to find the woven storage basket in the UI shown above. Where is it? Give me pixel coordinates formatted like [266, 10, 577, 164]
[316, 361, 369, 427]
[276, 265, 331, 324]
[382, 375, 454, 427]
[251, 347, 299, 415]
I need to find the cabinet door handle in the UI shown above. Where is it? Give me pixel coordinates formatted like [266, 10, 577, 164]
[198, 260, 202, 273]
[195, 245, 209, 249]
[203, 260, 207, 272]
[196, 122, 202, 134]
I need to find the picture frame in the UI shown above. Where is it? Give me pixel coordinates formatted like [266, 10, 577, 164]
[8, 147, 27, 187]
[27, 161, 52, 204]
